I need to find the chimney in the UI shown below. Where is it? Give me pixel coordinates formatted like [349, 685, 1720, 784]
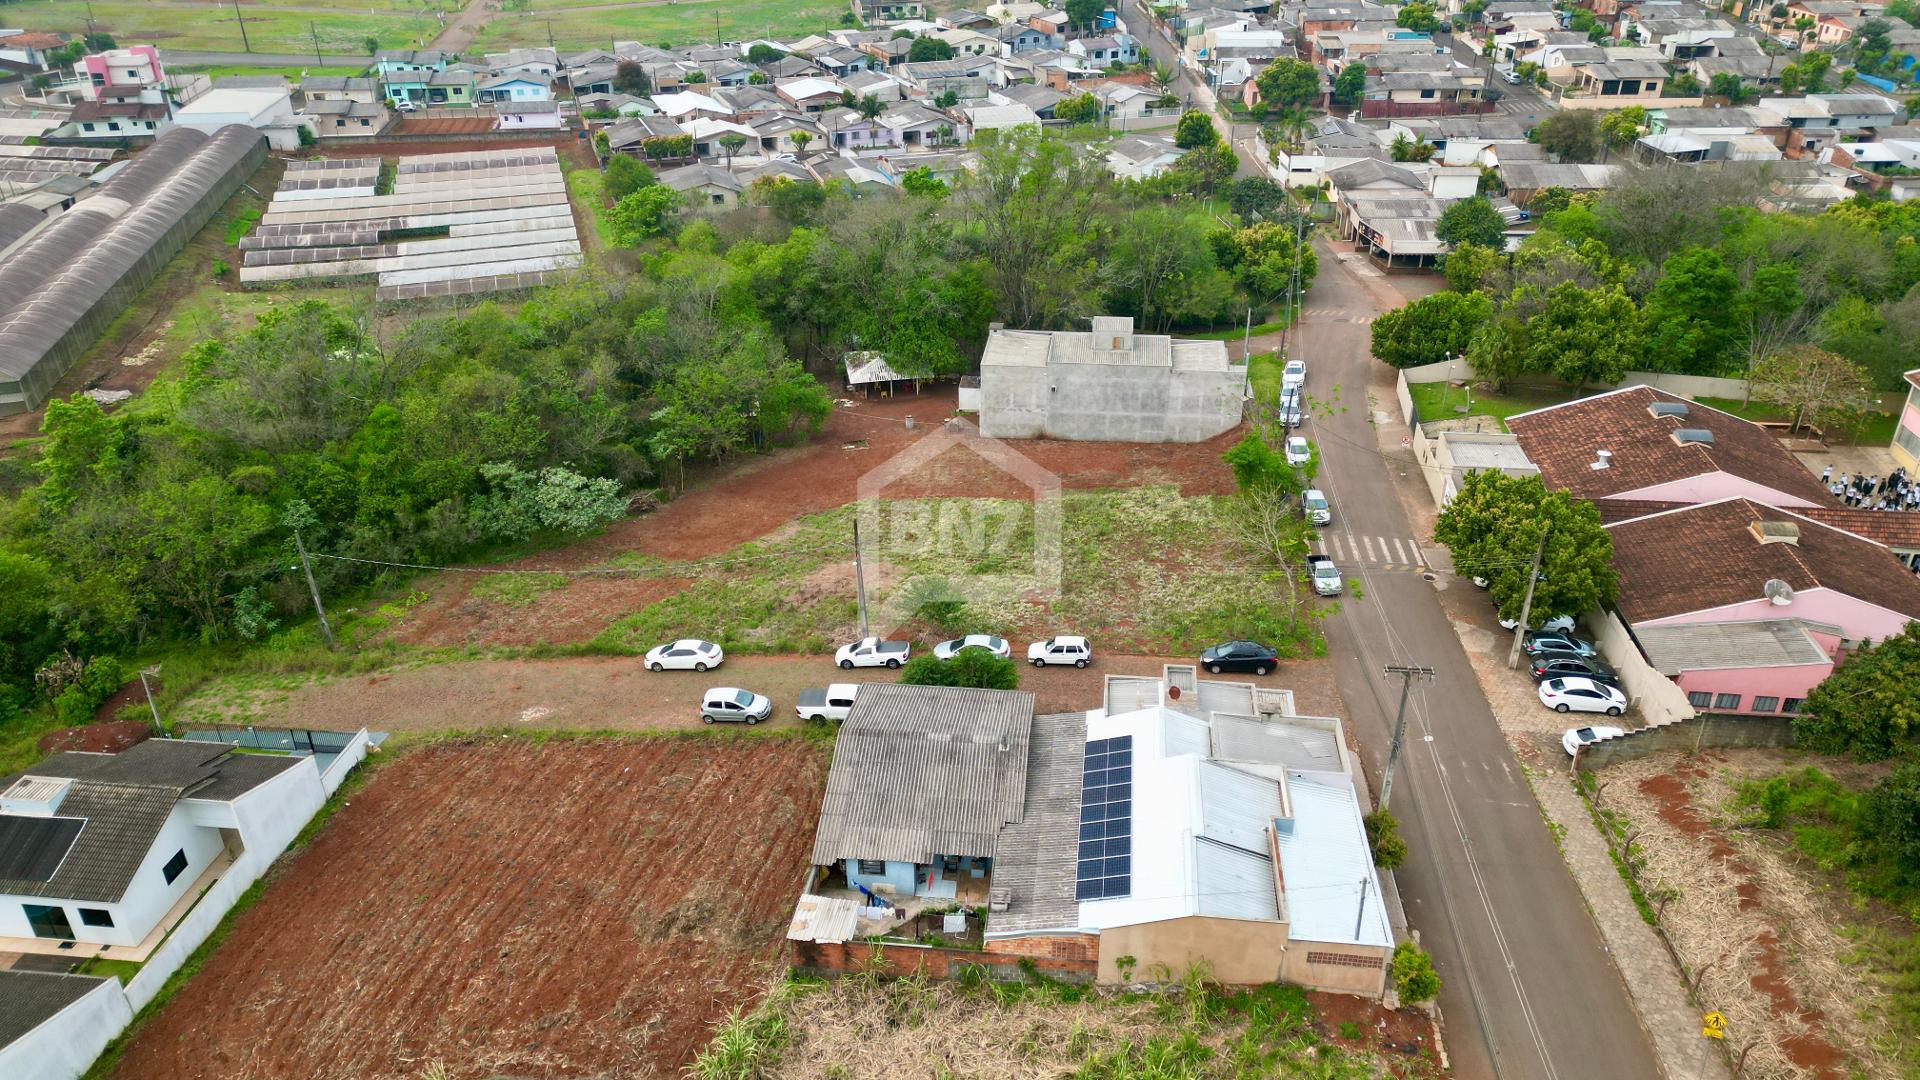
[1589, 449, 1613, 470]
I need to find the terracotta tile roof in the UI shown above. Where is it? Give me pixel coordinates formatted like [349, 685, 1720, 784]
[1604, 498, 1920, 624]
[0, 32, 68, 50]
[1597, 497, 1920, 550]
[1507, 385, 1836, 506]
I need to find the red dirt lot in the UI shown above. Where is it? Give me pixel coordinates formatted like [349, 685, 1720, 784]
[110, 736, 829, 1080]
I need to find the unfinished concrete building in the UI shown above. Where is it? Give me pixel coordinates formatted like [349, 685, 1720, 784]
[977, 317, 1246, 443]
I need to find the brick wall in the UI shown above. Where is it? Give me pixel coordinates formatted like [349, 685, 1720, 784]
[793, 935, 1098, 983]
[1575, 713, 1797, 771]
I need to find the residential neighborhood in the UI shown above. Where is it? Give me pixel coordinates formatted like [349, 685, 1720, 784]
[1, 0, 1919, 1076]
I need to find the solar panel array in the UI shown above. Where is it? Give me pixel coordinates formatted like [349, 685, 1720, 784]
[1076, 734, 1133, 901]
[242, 147, 581, 300]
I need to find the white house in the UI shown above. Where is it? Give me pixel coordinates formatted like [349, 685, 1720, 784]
[172, 87, 304, 149]
[475, 74, 552, 103]
[1106, 133, 1184, 180]
[0, 740, 337, 949]
[495, 99, 563, 130]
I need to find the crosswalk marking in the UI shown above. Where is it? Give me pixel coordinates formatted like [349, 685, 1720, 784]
[1311, 533, 1429, 572]
[1392, 537, 1409, 563]
[1362, 535, 1376, 561]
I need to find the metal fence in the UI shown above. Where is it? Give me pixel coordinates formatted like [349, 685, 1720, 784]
[180, 725, 360, 755]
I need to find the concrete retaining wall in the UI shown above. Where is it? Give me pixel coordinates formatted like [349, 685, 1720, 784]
[1398, 358, 1752, 400]
[793, 937, 1098, 983]
[1589, 608, 1696, 729]
[1576, 712, 1797, 771]
[0, 975, 131, 1080]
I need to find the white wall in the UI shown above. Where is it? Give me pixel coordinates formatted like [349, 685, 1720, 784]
[0, 808, 224, 948]
[1589, 608, 1697, 727]
[0, 976, 131, 1080]
[1398, 357, 1753, 400]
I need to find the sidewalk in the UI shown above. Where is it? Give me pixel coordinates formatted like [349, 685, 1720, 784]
[1375, 394, 1733, 1080]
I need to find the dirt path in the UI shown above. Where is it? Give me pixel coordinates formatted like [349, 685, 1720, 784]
[428, 0, 492, 53]
[180, 652, 1346, 733]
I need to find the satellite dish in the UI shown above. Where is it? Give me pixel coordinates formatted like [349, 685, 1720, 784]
[1764, 579, 1795, 606]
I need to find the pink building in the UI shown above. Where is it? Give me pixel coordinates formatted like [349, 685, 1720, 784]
[1890, 368, 1920, 474]
[1605, 499, 1920, 715]
[79, 46, 166, 103]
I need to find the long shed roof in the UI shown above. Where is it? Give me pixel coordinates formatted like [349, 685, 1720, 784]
[809, 684, 1036, 866]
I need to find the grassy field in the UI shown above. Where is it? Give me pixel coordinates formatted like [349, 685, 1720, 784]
[564, 163, 614, 249]
[1405, 380, 1563, 429]
[471, 0, 848, 51]
[1695, 395, 1900, 446]
[5, 0, 440, 54]
[589, 487, 1323, 659]
[694, 971, 1431, 1079]
[171, 63, 334, 79]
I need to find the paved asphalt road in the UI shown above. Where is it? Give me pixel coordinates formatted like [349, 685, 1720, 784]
[1295, 249, 1664, 1080]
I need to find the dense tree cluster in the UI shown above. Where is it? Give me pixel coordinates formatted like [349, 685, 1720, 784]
[1401, 167, 1920, 393]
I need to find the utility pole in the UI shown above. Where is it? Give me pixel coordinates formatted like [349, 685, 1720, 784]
[138, 664, 164, 734]
[311, 21, 323, 65]
[853, 517, 870, 639]
[233, 0, 252, 53]
[1378, 663, 1435, 812]
[1353, 876, 1372, 939]
[292, 528, 337, 650]
[1505, 527, 1550, 670]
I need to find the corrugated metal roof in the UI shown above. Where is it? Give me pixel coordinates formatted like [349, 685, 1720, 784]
[809, 684, 1035, 866]
[1197, 761, 1281, 854]
[1194, 837, 1279, 920]
[1636, 619, 1832, 675]
[1273, 772, 1391, 947]
[980, 711, 1084, 935]
[786, 893, 863, 943]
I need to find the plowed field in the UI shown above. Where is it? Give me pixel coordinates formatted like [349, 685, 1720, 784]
[109, 736, 829, 1080]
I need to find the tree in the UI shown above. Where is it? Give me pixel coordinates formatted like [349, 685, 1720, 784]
[1334, 61, 1368, 106]
[1173, 143, 1237, 195]
[1227, 177, 1286, 220]
[1392, 943, 1441, 1004]
[1150, 61, 1175, 94]
[1527, 282, 1641, 392]
[1174, 109, 1222, 150]
[613, 59, 651, 96]
[1255, 58, 1321, 109]
[1434, 471, 1618, 625]
[1708, 71, 1751, 102]
[606, 185, 680, 246]
[717, 131, 747, 166]
[900, 166, 948, 199]
[1065, 0, 1106, 27]
[467, 463, 627, 542]
[746, 43, 784, 65]
[856, 93, 885, 120]
[953, 127, 1111, 329]
[1527, 186, 1575, 216]
[1436, 195, 1506, 251]
[1465, 313, 1534, 390]
[1211, 218, 1318, 306]
[363, 35, 380, 56]
[1797, 624, 1920, 759]
[1444, 241, 1504, 294]
[1106, 206, 1233, 331]
[1668, 72, 1703, 97]
[1396, 1, 1442, 31]
[1389, 133, 1436, 162]
[1370, 291, 1494, 368]
[1748, 345, 1872, 435]
[1639, 247, 1743, 375]
[900, 649, 1021, 689]
[1600, 105, 1649, 149]
[762, 177, 826, 223]
[684, 71, 707, 84]
[1263, 105, 1313, 153]
[1536, 109, 1603, 162]
[1055, 91, 1101, 125]
[603, 153, 655, 201]
[935, 89, 960, 108]
[908, 36, 955, 62]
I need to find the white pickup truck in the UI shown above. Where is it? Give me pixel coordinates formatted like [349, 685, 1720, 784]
[835, 636, 910, 669]
[796, 683, 860, 723]
[1307, 554, 1344, 597]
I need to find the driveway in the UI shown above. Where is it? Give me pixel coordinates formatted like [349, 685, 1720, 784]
[1296, 244, 1664, 1080]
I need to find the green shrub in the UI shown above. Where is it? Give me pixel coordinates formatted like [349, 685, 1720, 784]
[1390, 942, 1440, 1003]
[52, 656, 125, 727]
[1364, 808, 1408, 869]
[899, 650, 1019, 690]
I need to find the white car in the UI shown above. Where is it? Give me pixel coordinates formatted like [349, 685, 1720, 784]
[834, 636, 909, 669]
[1499, 613, 1577, 633]
[1284, 436, 1312, 467]
[644, 639, 723, 672]
[1562, 724, 1626, 756]
[933, 634, 1010, 660]
[1302, 488, 1331, 526]
[700, 687, 772, 725]
[1281, 358, 1306, 391]
[1538, 677, 1627, 716]
[1027, 635, 1092, 668]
